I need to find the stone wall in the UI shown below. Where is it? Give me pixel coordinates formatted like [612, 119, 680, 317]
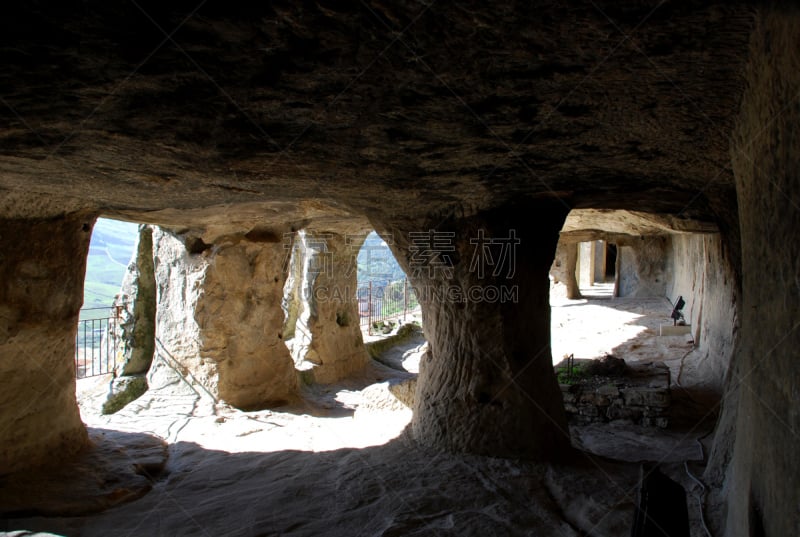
[617, 236, 670, 298]
[152, 228, 215, 394]
[381, 201, 571, 460]
[560, 362, 671, 428]
[710, 9, 800, 537]
[0, 214, 93, 473]
[667, 234, 738, 391]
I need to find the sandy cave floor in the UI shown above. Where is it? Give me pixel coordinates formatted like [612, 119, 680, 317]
[2, 288, 721, 537]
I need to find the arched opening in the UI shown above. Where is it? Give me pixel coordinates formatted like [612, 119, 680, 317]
[549, 209, 736, 461]
[356, 231, 420, 336]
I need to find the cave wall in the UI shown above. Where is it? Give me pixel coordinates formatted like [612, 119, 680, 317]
[617, 236, 670, 298]
[667, 234, 738, 391]
[713, 9, 800, 537]
[0, 214, 93, 473]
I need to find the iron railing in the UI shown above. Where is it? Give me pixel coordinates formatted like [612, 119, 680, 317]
[358, 278, 420, 335]
[75, 306, 120, 378]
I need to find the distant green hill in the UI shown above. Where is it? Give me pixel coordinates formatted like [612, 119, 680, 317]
[357, 231, 406, 285]
[83, 218, 138, 311]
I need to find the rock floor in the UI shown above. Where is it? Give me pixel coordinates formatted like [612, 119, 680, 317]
[2, 290, 720, 536]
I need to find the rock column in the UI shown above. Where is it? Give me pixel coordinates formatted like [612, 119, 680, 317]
[287, 230, 369, 383]
[384, 201, 571, 460]
[153, 228, 298, 409]
[0, 214, 93, 473]
[114, 225, 156, 376]
[551, 240, 581, 299]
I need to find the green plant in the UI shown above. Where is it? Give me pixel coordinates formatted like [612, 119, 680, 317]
[555, 362, 589, 385]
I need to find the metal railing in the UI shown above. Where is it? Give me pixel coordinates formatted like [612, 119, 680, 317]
[358, 278, 420, 335]
[75, 306, 120, 379]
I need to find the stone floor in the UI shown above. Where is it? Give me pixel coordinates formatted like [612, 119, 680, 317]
[1, 290, 720, 536]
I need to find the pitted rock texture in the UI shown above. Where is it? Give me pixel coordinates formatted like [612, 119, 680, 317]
[152, 228, 216, 395]
[617, 236, 670, 298]
[195, 232, 299, 408]
[152, 227, 298, 410]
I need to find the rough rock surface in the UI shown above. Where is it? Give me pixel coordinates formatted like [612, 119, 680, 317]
[113, 225, 156, 376]
[1, 3, 799, 534]
[0, 214, 93, 473]
[0, 4, 753, 224]
[382, 202, 571, 460]
[101, 375, 148, 415]
[152, 227, 299, 409]
[152, 227, 217, 395]
[709, 11, 800, 537]
[617, 236, 670, 298]
[667, 233, 738, 391]
[550, 240, 581, 299]
[0, 428, 167, 517]
[285, 230, 370, 384]
[194, 231, 299, 408]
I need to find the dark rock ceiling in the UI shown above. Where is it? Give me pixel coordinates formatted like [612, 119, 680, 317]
[0, 1, 755, 227]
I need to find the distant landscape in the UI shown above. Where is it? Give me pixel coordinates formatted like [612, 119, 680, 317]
[357, 232, 407, 285]
[82, 224, 406, 313]
[83, 218, 138, 311]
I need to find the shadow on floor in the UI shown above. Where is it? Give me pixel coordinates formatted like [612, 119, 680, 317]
[2, 430, 640, 537]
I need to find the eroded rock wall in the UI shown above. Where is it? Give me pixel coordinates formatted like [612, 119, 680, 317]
[667, 234, 738, 391]
[153, 228, 298, 409]
[152, 228, 214, 393]
[711, 9, 800, 537]
[0, 214, 93, 473]
[617, 236, 670, 298]
[195, 235, 298, 408]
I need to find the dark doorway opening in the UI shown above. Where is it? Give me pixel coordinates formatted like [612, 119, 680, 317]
[605, 243, 617, 281]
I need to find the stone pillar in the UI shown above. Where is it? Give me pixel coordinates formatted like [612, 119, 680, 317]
[384, 201, 571, 460]
[551, 240, 581, 299]
[0, 214, 93, 473]
[114, 225, 156, 376]
[288, 230, 369, 384]
[153, 228, 298, 409]
[578, 241, 595, 288]
[593, 240, 606, 283]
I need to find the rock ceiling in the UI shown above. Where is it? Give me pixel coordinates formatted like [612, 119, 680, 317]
[0, 2, 754, 230]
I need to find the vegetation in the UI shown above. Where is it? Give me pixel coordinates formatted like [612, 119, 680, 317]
[83, 218, 138, 311]
[555, 362, 590, 385]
